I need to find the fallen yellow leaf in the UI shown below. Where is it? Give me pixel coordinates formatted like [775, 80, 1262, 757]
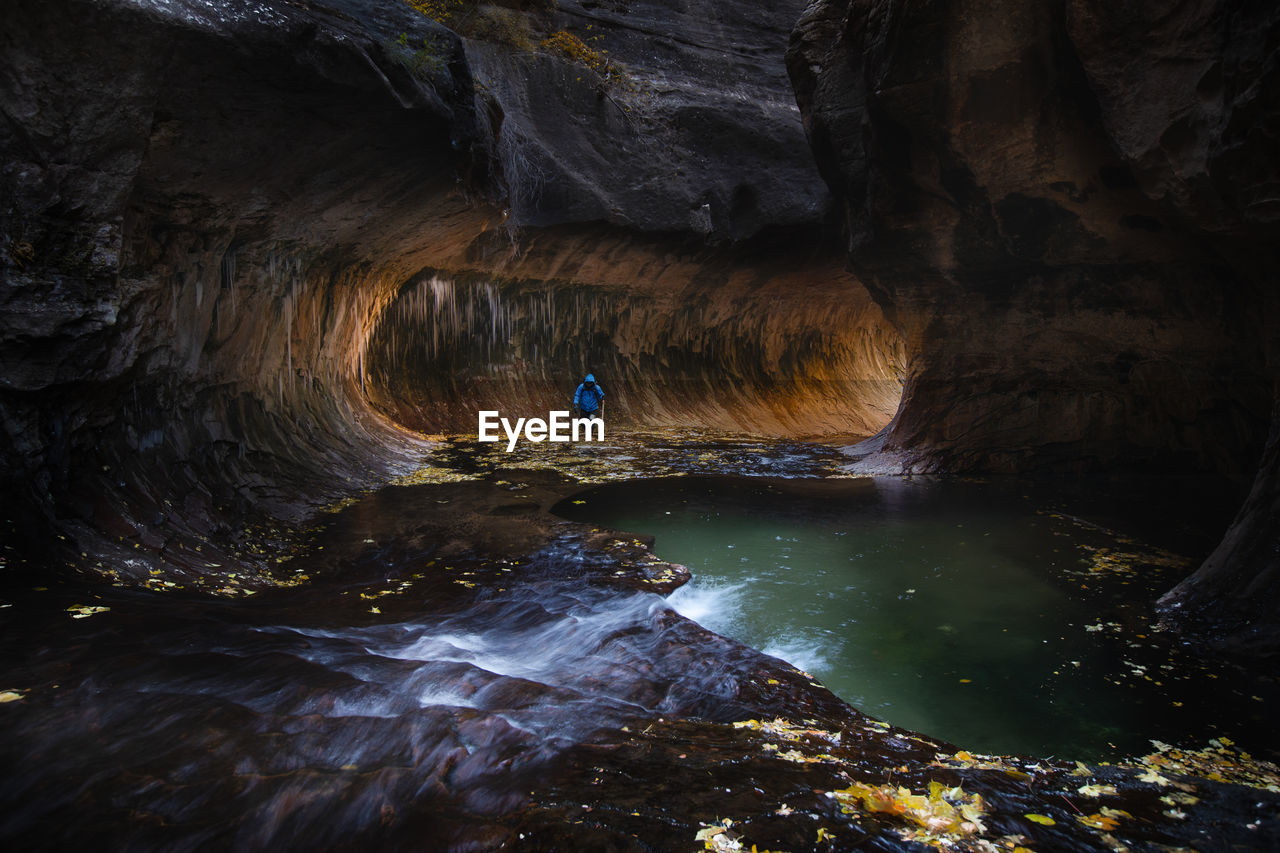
[1077, 807, 1131, 831]
[1077, 783, 1117, 797]
[833, 780, 987, 836]
[1138, 768, 1171, 786]
[66, 604, 110, 619]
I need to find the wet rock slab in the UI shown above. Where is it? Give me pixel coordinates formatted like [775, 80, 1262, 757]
[521, 724, 1280, 851]
[3, 450, 1279, 850]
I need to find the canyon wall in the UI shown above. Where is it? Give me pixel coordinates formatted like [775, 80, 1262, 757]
[789, 0, 1280, 651]
[0, 0, 901, 583]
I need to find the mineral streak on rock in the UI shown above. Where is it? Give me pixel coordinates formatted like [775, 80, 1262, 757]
[363, 265, 903, 437]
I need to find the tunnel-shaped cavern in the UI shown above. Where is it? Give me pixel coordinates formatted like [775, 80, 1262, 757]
[1, 0, 1278, 849]
[362, 270, 904, 436]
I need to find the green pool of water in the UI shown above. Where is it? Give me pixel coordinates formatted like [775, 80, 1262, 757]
[556, 475, 1276, 761]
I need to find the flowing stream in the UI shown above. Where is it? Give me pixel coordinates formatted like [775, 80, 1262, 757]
[0, 564, 777, 848]
[0, 461, 798, 849]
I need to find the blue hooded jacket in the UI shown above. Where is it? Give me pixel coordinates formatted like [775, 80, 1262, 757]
[573, 374, 604, 413]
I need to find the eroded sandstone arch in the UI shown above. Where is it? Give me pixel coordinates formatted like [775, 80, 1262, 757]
[0, 0, 902, 583]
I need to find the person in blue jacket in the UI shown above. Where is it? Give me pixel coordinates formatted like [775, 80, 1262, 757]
[573, 373, 605, 419]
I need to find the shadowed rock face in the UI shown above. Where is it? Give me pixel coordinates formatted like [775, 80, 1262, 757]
[472, 0, 834, 238]
[1067, 0, 1280, 238]
[1067, 0, 1280, 653]
[789, 0, 1280, 651]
